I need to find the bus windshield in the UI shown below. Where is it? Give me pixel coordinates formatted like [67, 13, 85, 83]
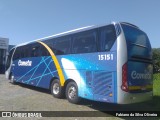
[121, 23, 152, 60]
[6, 48, 14, 71]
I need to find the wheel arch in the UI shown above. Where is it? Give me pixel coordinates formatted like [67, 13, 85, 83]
[49, 77, 59, 90]
[64, 79, 76, 91]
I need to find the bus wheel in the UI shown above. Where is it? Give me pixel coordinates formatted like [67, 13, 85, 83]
[10, 75, 16, 84]
[66, 81, 81, 104]
[51, 79, 64, 98]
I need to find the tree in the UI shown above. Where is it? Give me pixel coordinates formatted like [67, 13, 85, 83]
[152, 48, 160, 73]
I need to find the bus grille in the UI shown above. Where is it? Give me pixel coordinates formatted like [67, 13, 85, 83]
[93, 71, 112, 96]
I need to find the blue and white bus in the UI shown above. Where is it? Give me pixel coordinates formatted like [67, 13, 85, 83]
[5, 22, 153, 104]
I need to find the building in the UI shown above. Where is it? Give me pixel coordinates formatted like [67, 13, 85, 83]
[0, 37, 9, 74]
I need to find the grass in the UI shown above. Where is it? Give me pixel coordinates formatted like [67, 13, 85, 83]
[145, 73, 160, 111]
[153, 73, 160, 96]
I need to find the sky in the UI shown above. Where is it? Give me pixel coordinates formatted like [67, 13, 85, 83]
[0, 0, 160, 48]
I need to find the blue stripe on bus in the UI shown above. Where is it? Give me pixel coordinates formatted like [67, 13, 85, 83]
[36, 59, 53, 86]
[16, 56, 51, 82]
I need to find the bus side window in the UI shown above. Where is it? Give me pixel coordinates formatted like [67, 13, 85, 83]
[45, 40, 54, 51]
[20, 46, 26, 58]
[31, 44, 41, 57]
[99, 25, 116, 52]
[43, 40, 53, 56]
[73, 31, 97, 54]
[54, 37, 71, 55]
[41, 45, 50, 56]
[13, 47, 21, 60]
[6, 48, 15, 70]
[24, 44, 32, 58]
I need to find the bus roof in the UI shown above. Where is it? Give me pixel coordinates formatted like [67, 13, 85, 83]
[11, 22, 119, 49]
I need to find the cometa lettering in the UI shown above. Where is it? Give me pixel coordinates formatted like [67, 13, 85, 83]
[131, 71, 151, 80]
[18, 60, 32, 66]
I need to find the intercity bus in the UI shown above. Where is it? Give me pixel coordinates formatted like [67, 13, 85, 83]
[5, 22, 153, 104]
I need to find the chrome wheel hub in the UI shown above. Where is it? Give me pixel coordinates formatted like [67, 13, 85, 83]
[68, 86, 76, 99]
[53, 83, 59, 95]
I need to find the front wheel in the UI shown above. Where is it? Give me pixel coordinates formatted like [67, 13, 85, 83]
[51, 79, 64, 98]
[66, 81, 81, 104]
[10, 74, 16, 84]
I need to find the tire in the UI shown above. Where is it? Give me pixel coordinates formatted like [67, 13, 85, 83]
[51, 79, 64, 98]
[10, 74, 16, 84]
[66, 81, 81, 104]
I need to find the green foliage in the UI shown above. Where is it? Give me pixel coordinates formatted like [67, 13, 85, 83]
[152, 48, 160, 73]
[153, 73, 160, 96]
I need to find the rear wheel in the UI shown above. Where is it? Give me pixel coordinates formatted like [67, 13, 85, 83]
[66, 81, 81, 104]
[51, 79, 64, 98]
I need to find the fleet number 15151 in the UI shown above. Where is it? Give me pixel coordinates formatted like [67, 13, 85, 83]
[98, 54, 113, 60]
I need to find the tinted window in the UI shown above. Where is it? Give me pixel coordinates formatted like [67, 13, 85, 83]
[99, 25, 116, 51]
[31, 44, 41, 57]
[54, 37, 71, 55]
[20, 47, 25, 58]
[121, 24, 150, 46]
[13, 47, 21, 60]
[41, 45, 50, 56]
[73, 30, 97, 54]
[42, 39, 56, 56]
[45, 39, 54, 51]
[121, 24, 152, 59]
[6, 48, 15, 70]
[23, 45, 30, 58]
